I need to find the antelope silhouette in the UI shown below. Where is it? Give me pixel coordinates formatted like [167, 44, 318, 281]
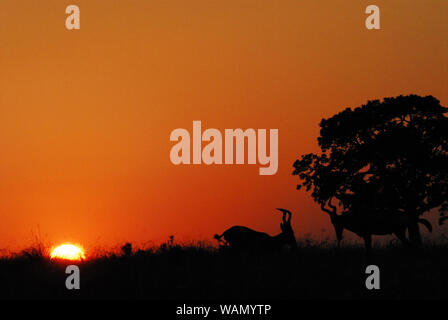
[214, 208, 298, 251]
[322, 199, 432, 253]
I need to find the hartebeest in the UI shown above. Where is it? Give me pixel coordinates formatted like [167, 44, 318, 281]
[321, 199, 432, 253]
[214, 208, 298, 251]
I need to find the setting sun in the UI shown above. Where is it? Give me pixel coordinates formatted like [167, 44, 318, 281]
[50, 244, 86, 261]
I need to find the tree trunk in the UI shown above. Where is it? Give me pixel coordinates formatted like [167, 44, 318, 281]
[408, 220, 422, 246]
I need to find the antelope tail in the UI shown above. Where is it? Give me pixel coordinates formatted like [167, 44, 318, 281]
[418, 218, 432, 233]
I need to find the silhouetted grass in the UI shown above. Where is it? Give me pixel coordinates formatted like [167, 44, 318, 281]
[1, 238, 448, 300]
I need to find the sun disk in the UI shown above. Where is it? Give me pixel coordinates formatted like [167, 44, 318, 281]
[50, 244, 86, 261]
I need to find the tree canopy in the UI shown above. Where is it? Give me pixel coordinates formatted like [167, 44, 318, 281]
[293, 95, 448, 243]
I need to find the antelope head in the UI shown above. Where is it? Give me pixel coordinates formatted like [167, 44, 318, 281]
[277, 208, 298, 250]
[320, 199, 344, 244]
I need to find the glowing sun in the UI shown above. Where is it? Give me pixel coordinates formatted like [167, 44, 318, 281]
[50, 244, 86, 261]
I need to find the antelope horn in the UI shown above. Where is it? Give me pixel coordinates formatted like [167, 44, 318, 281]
[276, 208, 292, 223]
[321, 198, 338, 216]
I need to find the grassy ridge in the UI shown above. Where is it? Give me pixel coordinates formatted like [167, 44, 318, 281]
[1, 240, 448, 300]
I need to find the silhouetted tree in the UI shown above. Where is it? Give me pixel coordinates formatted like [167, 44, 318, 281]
[121, 242, 133, 257]
[293, 95, 448, 244]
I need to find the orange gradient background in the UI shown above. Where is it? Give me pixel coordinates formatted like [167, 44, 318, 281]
[0, 0, 447, 251]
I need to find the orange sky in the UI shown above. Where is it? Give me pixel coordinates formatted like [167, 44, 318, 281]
[0, 0, 447, 251]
